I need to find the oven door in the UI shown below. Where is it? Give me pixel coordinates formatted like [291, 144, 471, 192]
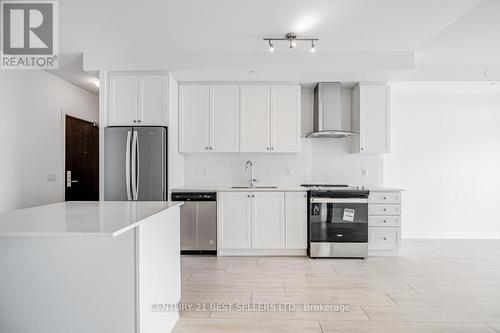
[309, 198, 368, 243]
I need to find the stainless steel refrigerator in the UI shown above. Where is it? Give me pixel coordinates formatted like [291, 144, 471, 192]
[105, 127, 167, 201]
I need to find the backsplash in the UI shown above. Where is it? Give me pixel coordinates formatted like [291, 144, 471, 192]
[184, 138, 383, 186]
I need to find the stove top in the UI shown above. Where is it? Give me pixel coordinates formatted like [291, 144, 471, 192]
[301, 184, 369, 198]
[301, 184, 366, 191]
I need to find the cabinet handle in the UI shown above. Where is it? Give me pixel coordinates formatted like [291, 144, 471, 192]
[138, 120, 141, 123]
[205, 147, 208, 150]
[383, 208, 387, 211]
[383, 220, 387, 223]
[247, 195, 251, 198]
[271, 147, 274, 151]
[133, 120, 137, 123]
[266, 147, 270, 150]
[383, 237, 388, 240]
[361, 147, 364, 150]
[252, 194, 255, 198]
[209, 147, 213, 150]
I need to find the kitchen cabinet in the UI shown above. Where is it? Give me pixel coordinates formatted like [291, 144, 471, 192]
[218, 190, 306, 255]
[368, 190, 402, 256]
[352, 83, 390, 154]
[218, 191, 252, 249]
[240, 85, 301, 153]
[107, 74, 168, 126]
[210, 85, 240, 152]
[179, 84, 210, 152]
[179, 83, 301, 154]
[271, 85, 301, 152]
[285, 192, 308, 249]
[179, 84, 239, 153]
[252, 192, 285, 249]
[240, 85, 271, 152]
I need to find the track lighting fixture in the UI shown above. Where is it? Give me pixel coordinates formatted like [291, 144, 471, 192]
[264, 32, 318, 52]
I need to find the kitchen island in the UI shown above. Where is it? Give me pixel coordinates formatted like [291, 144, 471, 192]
[0, 201, 182, 333]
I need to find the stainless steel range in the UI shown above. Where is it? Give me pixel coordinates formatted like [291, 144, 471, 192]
[302, 184, 370, 258]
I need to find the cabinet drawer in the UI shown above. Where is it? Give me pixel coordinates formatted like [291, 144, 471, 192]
[369, 215, 400, 227]
[369, 227, 400, 249]
[369, 192, 401, 204]
[369, 204, 400, 215]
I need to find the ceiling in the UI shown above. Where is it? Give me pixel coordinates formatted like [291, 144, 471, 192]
[49, 0, 500, 93]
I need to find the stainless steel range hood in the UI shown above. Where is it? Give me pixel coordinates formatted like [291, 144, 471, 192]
[304, 82, 358, 138]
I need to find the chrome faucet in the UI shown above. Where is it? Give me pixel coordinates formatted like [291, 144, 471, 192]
[245, 160, 257, 187]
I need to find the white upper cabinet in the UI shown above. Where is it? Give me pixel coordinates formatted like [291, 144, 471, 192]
[210, 85, 240, 152]
[139, 76, 168, 126]
[271, 85, 301, 153]
[107, 74, 168, 127]
[352, 83, 390, 154]
[108, 75, 138, 126]
[285, 192, 307, 249]
[179, 84, 239, 153]
[252, 192, 285, 249]
[180, 83, 301, 154]
[240, 85, 271, 153]
[179, 84, 210, 152]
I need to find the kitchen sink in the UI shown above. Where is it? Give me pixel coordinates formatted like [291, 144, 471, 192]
[230, 186, 278, 189]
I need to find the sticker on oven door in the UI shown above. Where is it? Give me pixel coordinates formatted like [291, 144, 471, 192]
[343, 208, 355, 222]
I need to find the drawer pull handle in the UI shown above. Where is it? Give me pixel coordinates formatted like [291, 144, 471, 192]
[383, 208, 387, 211]
[383, 220, 387, 223]
[383, 196, 387, 200]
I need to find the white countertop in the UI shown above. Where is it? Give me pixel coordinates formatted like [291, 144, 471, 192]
[171, 185, 307, 192]
[366, 186, 405, 192]
[0, 201, 183, 238]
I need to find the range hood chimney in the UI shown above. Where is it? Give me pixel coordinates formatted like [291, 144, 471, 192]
[304, 82, 358, 138]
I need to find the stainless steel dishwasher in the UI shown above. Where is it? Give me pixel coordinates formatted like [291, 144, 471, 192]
[171, 192, 217, 255]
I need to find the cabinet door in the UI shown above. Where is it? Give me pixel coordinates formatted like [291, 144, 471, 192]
[360, 84, 390, 154]
[179, 84, 210, 152]
[240, 85, 270, 152]
[139, 76, 167, 126]
[285, 192, 307, 249]
[252, 192, 284, 248]
[271, 85, 301, 153]
[210, 85, 240, 152]
[108, 75, 139, 126]
[218, 192, 252, 249]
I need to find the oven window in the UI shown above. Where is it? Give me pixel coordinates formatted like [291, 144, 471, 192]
[310, 202, 368, 242]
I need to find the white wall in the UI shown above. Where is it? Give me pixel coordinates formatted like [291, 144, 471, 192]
[184, 86, 382, 187]
[0, 71, 99, 213]
[385, 85, 500, 239]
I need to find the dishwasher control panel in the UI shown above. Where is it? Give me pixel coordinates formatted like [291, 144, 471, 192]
[171, 192, 216, 201]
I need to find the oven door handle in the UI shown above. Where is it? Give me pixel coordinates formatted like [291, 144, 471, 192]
[310, 198, 368, 204]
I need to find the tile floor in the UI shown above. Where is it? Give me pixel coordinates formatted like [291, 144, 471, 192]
[173, 240, 500, 332]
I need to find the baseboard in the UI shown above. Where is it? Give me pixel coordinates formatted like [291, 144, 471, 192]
[402, 232, 500, 239]
[218, 248, 307, 256]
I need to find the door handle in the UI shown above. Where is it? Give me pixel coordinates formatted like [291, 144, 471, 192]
[125, 131, 132, 200]
[131, 131, 139, 200]
[66, 171, 79, 188]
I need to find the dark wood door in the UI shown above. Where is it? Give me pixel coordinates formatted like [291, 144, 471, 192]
[65, 115, 99, 201]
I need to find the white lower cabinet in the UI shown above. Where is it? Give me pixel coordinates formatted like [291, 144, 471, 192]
[285, 192, 308, 249]
[218, 192, 252, 249]
[218, 191, 307, 255]
[368, 190, 402, 256]
[252, 192, 284, 249]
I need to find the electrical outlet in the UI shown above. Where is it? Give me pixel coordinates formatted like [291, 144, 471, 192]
[46, 174, 56, 182]
[361, 168, 368, 176]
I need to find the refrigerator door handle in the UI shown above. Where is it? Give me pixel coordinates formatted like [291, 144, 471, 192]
[125, 131, 132, 201]
[131, 130, 138, 200]
[135, 131, 140, 200]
